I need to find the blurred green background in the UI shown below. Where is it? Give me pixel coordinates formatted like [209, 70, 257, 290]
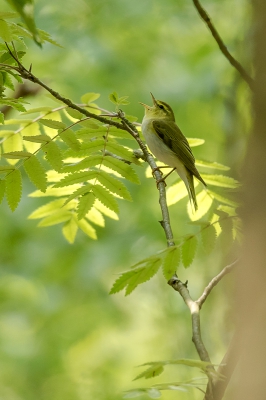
[0, 0, 251, 399]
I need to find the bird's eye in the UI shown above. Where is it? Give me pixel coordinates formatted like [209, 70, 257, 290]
[158, 104, 164, 110]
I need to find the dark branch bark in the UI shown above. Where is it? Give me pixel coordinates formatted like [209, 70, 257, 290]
[192, 0, 254, 91]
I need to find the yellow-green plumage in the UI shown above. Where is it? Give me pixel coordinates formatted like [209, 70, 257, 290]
[140, 94, 206, 211]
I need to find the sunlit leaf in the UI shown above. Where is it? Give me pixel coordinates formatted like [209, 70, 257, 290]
[40, 119, 66, 129]
[62, 217, 78, 244]
[81, 93, 100, 104]
[167, 181, 197, 206]
[77, 219, 97, 240]
[134, 364, 164, 381]
[96, 170, 132, 201]
[201, 174, 240, 188]
[28, 198, 67, 219]
[62, 155, 103, 173]
[187, 138, 205, 147]
[43, 141, 63, 172]
[103, 157, 140, 184]
[38, 210, 72, 227]
[53, 171, 97, 188]
[59, 129, 81, 151]
[2, 151, 32, 159]
[195, 160, 230, 171]
[24, 155, 47, 192]
[187, 190, 213, 221]
[92, 184, 119, 214]
[77, 192, 95, 220]
[2, 132, 23, 165]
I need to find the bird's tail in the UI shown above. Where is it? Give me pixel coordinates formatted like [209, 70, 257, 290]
[185, 172, 198, 212]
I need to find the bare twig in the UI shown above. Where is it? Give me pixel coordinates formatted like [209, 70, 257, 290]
[192, 0, 254, 91]
[168, 276, 214, 399]
[196, 259, 238, 309]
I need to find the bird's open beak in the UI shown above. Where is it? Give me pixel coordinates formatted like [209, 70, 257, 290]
[139, 93, 157, 110]
[150, 92, 157, 106]
[139, 101, 151, 110]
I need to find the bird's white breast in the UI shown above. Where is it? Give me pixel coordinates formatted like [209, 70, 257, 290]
[141, 118, 185, 174]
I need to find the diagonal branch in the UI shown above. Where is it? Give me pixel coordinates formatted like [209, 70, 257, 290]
[196, 259, 238, 309]
[192, 0, 254, 91]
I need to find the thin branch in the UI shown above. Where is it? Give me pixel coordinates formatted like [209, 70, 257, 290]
[192, 0, 254, 91]
[168, 276, 215, 400]
[196, 259, 238, 309]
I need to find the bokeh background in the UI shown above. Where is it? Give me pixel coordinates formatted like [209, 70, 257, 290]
[0, 0, 251, 399]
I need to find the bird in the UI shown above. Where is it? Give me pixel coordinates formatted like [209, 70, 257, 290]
[140, 93, 206, 211]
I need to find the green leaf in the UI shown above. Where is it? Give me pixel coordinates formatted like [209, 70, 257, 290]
[65, 107, 83, 120]
[0, 111, 4, 124]
[8, 0, 42, 46]
[22, 106, 52, 115]
[134, 364, 164, 381]
[77, 219, 97, 240]
[195, 159, 230, 171]
[0, 19, 12, 42]
[59, 129, 80, 151]
[208, 190, 239, 207]
[201, 224, 217, 254]
[38, 210, 72, 227]
[0, 165, 15, 173]
[43, 141, 63, 172]
[6, 169, 22, 211]
[81, 92, 100, 104]
[63, 184, 92, 205]
[63, 139, 106, 158]
[0, 179, 6, 204]
[110, 258, 161, 295]
[96, 171, 132, 201]
[167, 180, 196, 206]
[92, 184, 119, 214]
[86, 207, 105, 227]
[2, 151, 32, 159]
[77, 192, 95, 220]
[201, 174, 240, 188]
[2, 132, 23, 165]
[62, 217, 78, 244]
[40, 119, 66, 129]
[106, 141, 134, 161]
[182, 236, 198, 268]
[23, 155, 47, 192]
[53, 171, 97, 188]
[187, 138, 205, 147]
[23, 134, 51, 143]
[109, 92, 119, 104]
[162, 247, 180, 280]
[103, 157, 140, 184]
[62, 155, 103, 173]
[28, 198, 67, 219]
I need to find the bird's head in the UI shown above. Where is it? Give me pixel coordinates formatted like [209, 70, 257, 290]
[140, 93, 175, 121]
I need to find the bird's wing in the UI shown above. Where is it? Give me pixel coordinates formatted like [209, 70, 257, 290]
[152, 120, 196, 173]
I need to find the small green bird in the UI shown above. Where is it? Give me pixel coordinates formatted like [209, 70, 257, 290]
[140, 93, 206, 211]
